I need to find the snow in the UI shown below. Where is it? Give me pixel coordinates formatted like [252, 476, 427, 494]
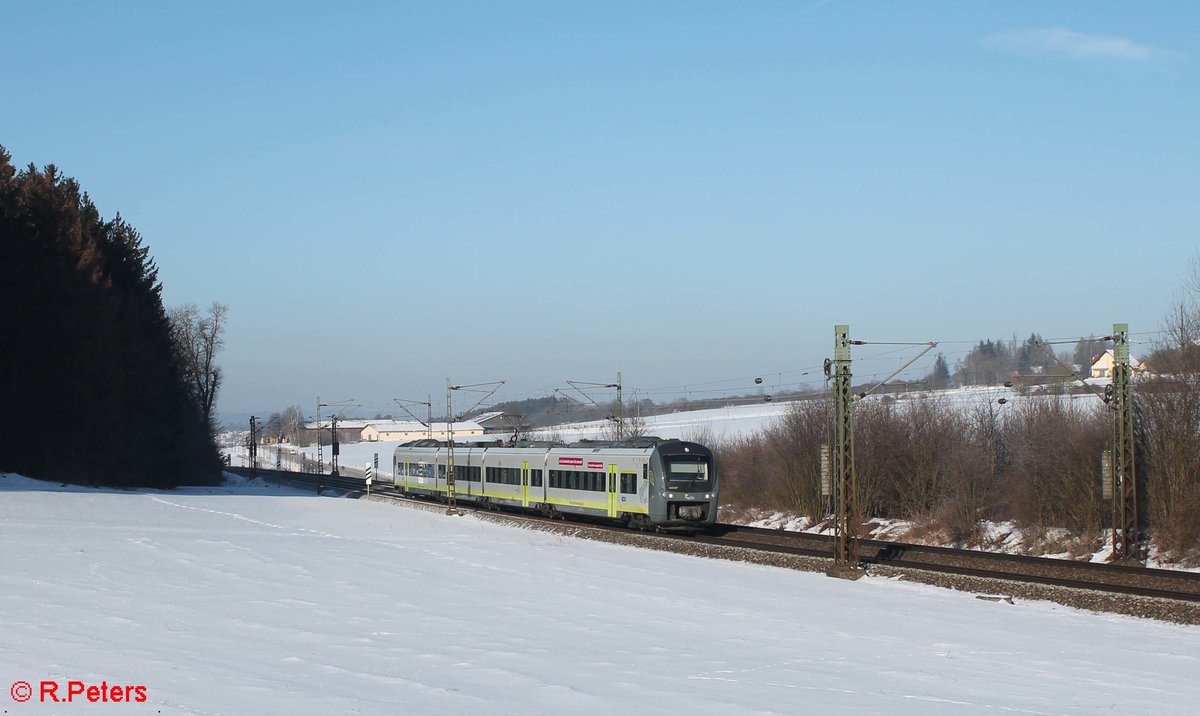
[233, 384, 1112, 471]
[535, 401, 790, 442]
[530, 384, 1110, 443]
[2, 472, 1198, 715]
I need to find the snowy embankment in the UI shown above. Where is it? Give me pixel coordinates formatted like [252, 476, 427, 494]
[2, 472, 1199, 715]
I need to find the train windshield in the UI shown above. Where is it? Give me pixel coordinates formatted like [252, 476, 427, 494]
[665, 459, 711, 492]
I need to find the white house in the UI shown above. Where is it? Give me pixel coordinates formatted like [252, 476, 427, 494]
[1090, 350, 1145, 378]
[361, 420, 484, 442]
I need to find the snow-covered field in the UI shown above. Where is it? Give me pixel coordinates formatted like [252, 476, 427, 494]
[533, 382, 1110, 442]
[2, 472, 1198, 715]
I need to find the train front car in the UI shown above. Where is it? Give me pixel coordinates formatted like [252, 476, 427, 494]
[648, 440, 719, 530]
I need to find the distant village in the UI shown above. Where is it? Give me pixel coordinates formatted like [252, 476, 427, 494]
[279, 411, 517, 447]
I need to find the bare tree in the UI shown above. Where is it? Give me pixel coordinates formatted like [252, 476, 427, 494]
[281, 404, 305, 444]
[169, 302, 228, 428]
[599, 399, 649, 441]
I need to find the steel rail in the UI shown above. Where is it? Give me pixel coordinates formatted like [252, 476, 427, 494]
[226, 467, 1200, 602]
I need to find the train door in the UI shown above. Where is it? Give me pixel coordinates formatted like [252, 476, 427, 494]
[521, 461, 530, 508]
[607, 464, 618, 518]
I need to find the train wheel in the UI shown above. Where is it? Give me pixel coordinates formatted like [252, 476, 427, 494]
[627, 514, 652, 531]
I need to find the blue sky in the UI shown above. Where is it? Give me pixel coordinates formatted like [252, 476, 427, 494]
[4, 1, 1197, 421]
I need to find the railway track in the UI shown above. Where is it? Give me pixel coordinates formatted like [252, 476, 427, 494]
[227, 466, 1200, 605]
[696, 525, 1200, 603]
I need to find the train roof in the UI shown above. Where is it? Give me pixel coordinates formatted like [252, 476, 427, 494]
[393, 437, 711, 457]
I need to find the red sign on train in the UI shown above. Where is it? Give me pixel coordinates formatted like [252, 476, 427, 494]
[558, 457, 584, 466]
[587, 461, 604, 470]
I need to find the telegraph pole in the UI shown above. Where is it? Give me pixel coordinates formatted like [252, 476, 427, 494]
[615, 371, 623, 439]
[248, 416, 259, 475]
[566, 373, 622, 438]
[1109, 323, 1140, 564]
[445, 377, 506, 516]
[827, 324, 863, 580]
[316, 397, 323, 474]
[316, 398, 354, 475]
[446, 378, 459, 515]
[330, 415, 341, 476]
[393, 395, 434, 441]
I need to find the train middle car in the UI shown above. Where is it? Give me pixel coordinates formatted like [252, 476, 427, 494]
[391, 439, 718, 530]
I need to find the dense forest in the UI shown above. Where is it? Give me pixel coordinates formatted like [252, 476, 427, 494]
[0, 146, 221, 487]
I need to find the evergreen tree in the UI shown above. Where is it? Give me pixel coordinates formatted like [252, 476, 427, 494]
[957, 339, 1013, 385]
[0, 146, 220, 486]
[929, 353, 951, 389]
[1072, 335, 1108, 371]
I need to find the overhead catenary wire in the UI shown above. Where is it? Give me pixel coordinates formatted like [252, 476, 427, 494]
[383, 328, 1161, 415]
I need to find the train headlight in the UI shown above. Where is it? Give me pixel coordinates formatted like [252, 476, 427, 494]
[705, 493, 712, 499]
[668, 493, 675, 499]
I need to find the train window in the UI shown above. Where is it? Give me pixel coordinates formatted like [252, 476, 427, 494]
[621, 472, 636, 494]
[531, 469, 543, 487]
[665, 460, 710, 491]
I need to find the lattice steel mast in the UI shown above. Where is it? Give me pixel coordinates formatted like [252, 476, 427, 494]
[827, 324, 863, 580]
[1109, 323, 1140, 563]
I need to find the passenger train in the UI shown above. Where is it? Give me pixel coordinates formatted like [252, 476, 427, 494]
[390, 438, 718, 530]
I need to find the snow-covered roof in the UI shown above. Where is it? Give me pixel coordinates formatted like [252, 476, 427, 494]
[469, 411, 507, 425]
[303, 419, 370, 430]
[367, 420, 485, 434]
[363, 420, 427, 433]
